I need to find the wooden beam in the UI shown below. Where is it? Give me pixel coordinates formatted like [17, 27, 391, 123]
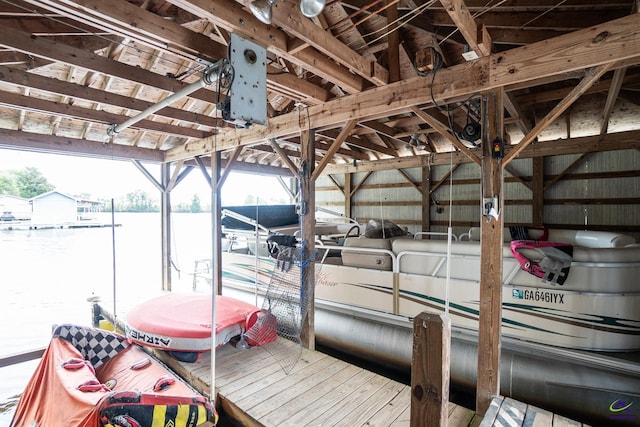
[299, 129, 316, 350]
[166, 12, 640, 160]
[600, 66, 626, 135]
[410, 312, 451, 427]
[503, 64, 613, 165]
[274, 0, 388, 86]
[421, 166, 430, 232]
[410, 106, 481, 166]
[27, 0, 329, 104]
[387, 0, 400, 83]
[312, 119, 357, 180]
[0, 22, 215, 104]
[269, 139, 300, 179]
[476, 89, 504, 416]
[0, 90, 209, 139]
[439, 0, 491, 56]
[532, 156, 544, 226]
[160, 162, 172, 291]
[350, 170, 373, 197]
[165, 159, 185, 192]
[397, 169, 422, 194]
[0, 128, 163, 162]
[0, 65, 222, 129]
[166, 0, 365, 93]
[344, 173, 352, 219]
[217, 146, 243, 190]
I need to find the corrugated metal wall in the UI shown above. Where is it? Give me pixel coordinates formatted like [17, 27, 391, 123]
[316, 149, 639, 240]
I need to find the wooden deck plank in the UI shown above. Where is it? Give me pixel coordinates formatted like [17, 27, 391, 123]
[266, 367, 377, 426]
[479, 396, 504, 427]
[551, 413, 583, 426]
[246, 357, 353, 420]
[494, 397, 527, 427]
[227, 350, 332, 406]
[364, 386, 412, 427]
[221, 348, 330, 399]
[389, 406, 410, 427]
[336, 378, 407, 426]
[448, 404, 477, 427]
[523, 404, 554, 427]
[304, 374, 393, 426]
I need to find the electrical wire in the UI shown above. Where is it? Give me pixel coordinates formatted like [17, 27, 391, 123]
[348, 0, 438, 50]
[0, 0, 211, 78]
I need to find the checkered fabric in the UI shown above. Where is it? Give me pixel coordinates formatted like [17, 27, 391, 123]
[53, 324, 130, 369]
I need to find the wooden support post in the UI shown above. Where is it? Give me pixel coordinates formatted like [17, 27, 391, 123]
[532, 156, 544, 226]
[476, 90, 504, 415]
[421, 166, 430, 233]
[410, 312, 451, 427]
[300, 129, 316, 350]
[344, 172, 352, 219]
[211, 152, 223, 296]
[160, 162, 172, 291]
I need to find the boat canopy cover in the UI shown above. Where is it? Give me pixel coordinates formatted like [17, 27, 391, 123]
[11, 324, 214, 427]
[221, 204, 298, 230]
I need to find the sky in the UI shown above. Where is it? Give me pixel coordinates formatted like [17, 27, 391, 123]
[0, 148, 290, 206]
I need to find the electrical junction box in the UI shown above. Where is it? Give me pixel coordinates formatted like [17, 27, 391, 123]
[229, 33, 267, 126]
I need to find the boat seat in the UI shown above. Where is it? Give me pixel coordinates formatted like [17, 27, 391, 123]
[341, 237, 393, 270]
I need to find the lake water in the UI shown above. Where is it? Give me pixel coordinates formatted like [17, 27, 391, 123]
[0, 212, 213, 426]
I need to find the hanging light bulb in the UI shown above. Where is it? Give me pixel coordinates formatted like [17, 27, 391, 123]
[250, 0, 276, 24]
[300, 0, 325, 18]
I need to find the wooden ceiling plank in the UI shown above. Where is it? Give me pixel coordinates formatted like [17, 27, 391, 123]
[0, 90, 209, 139]
[162, 12, 640, 160]
[42, 0, 330, 103]
[312, 119, 358, 180]
[166, 0, 365, 93]
[0, 22, 217, 104]
[503, 63, 613, 165]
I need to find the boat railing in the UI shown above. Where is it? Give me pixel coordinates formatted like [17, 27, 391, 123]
[414, 231, 458, 241]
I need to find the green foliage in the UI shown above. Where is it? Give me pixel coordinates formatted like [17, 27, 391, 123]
[0, 175, 17, 196]
[190, 193, 202, 213]
[1, 167, 54, 198]
[121, 189, 159, 212]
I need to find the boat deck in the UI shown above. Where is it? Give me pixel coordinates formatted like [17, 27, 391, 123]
[153, 338, 483, 427]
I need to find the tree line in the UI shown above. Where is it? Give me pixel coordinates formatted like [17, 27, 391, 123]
[0, 166, 207, 213]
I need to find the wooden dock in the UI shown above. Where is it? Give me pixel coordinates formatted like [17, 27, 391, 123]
[480, 396, 590, 427]
[153, 338, 483, 427]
